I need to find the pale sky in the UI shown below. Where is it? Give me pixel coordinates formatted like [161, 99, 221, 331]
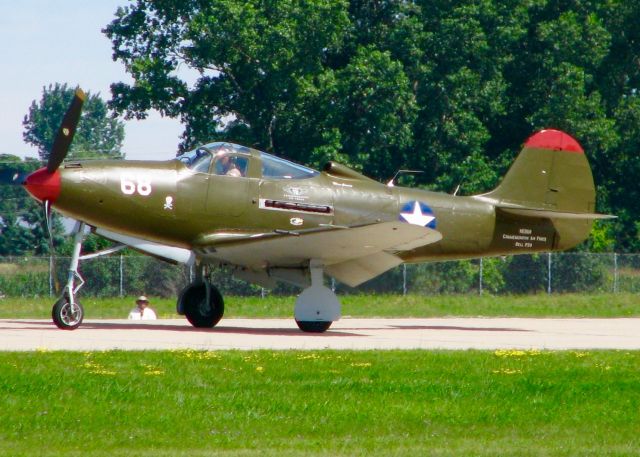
[0, 1, 185, 161]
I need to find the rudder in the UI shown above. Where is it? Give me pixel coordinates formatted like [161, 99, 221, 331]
[482, 129, 596, 214]
[480, 129, 613, 251]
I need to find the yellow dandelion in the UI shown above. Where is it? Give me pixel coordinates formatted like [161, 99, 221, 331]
[297, 353, 321, 360]
[90, 369, 117, 376]
[144, 370, 165, 376]
[81, 361, 116, 375]
[494, 349, 539, 358]
[492, 368, 522, 375]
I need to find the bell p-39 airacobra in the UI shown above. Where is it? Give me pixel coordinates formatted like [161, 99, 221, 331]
[4, 89, 613, 332]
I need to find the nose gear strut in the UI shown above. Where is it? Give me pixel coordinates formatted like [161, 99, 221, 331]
[51, 222, 127, 330]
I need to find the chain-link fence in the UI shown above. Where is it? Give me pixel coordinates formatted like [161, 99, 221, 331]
[0, 253, 635, 298]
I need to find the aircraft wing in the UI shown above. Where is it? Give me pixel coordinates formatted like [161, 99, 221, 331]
[200, 221, 442, 287]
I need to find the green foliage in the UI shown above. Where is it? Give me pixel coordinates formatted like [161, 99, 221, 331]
[588, 220, 616, 252]
[410, 261, 479, 294]
[22, 83, 125, 161]
[0, 258, 50, 297]
[550, 252, 612, 293]
[0, 253, 624, 299]
[479, 257, 506, 294]
[501, 254, 548, 294]
[0, 155, 66, 256]
[0, 156, 38, 255]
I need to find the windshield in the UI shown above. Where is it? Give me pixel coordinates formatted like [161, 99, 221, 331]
[177, 147, 209, 168]
[177, 142, 251, 174]
[177, 142, 319, 179]
[260, 152, 319, 179]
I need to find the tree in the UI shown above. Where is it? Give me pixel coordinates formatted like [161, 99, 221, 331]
[14, 84, 125, 257]
[0, 155, 66, 257]
[0, 155, 41, 256]
[23, 83, 125, 161]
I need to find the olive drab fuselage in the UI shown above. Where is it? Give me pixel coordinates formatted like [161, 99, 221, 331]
[50, 142, 590, 266]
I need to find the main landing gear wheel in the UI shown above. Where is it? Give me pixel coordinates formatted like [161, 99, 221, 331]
[181, 282, 224, 328]
[52, 296, 84, 330]
[295, 320, 332, 333]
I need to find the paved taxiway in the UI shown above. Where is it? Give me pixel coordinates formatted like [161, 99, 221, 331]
[0, 317, 639, 351]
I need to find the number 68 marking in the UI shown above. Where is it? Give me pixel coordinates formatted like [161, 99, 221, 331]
[120, 173, 152, 196]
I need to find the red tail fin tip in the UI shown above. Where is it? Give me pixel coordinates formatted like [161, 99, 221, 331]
[524, 129, 583, 153]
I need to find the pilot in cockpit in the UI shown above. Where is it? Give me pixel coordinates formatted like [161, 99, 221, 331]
[216, 148, 247, 177]
[219, 154, 241, 177]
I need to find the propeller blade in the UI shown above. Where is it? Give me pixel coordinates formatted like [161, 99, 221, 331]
[0, 169, 29, 185]
[44, 200, 61, 294]
[47, 88, 86, 173]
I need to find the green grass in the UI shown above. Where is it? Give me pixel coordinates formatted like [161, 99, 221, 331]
[0, 293, 639, 319]
[0, 350, 638, 456]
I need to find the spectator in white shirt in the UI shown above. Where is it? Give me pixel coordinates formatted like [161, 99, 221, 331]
[128, 295, 157, 320]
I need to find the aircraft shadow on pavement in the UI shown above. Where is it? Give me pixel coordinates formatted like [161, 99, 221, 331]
[3, 320, 363, 337]
[390, 324, 531, 332]
[2, 320, 532, 335]
[339, 324, 531, 332]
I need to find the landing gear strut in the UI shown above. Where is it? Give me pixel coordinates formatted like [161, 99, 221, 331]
[294, 261, 341, 333]
[52, 222, 86, 330]
[51, 222, 126, 330]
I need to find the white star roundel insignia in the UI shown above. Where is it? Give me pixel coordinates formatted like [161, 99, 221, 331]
[399, 201, 436, 228]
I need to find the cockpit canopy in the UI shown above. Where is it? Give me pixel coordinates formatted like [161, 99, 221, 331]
[176, 142, 319, 179]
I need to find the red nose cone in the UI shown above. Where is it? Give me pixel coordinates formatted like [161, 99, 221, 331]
[24, 167, 61, 202]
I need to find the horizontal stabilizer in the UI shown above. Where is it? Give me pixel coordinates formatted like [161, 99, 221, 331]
[497, 207, 616, 220]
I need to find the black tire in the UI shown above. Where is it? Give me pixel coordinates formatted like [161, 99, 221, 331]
[183, 282, 224, 328]
[52, 297, 84, 330]
[296, 320, 332, 333]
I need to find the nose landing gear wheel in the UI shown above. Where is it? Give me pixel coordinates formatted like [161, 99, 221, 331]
[52, 297, 84, 330]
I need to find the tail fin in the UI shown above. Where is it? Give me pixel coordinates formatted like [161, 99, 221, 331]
[482, 129, 596, 213]
[480, 129, 613, 250]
